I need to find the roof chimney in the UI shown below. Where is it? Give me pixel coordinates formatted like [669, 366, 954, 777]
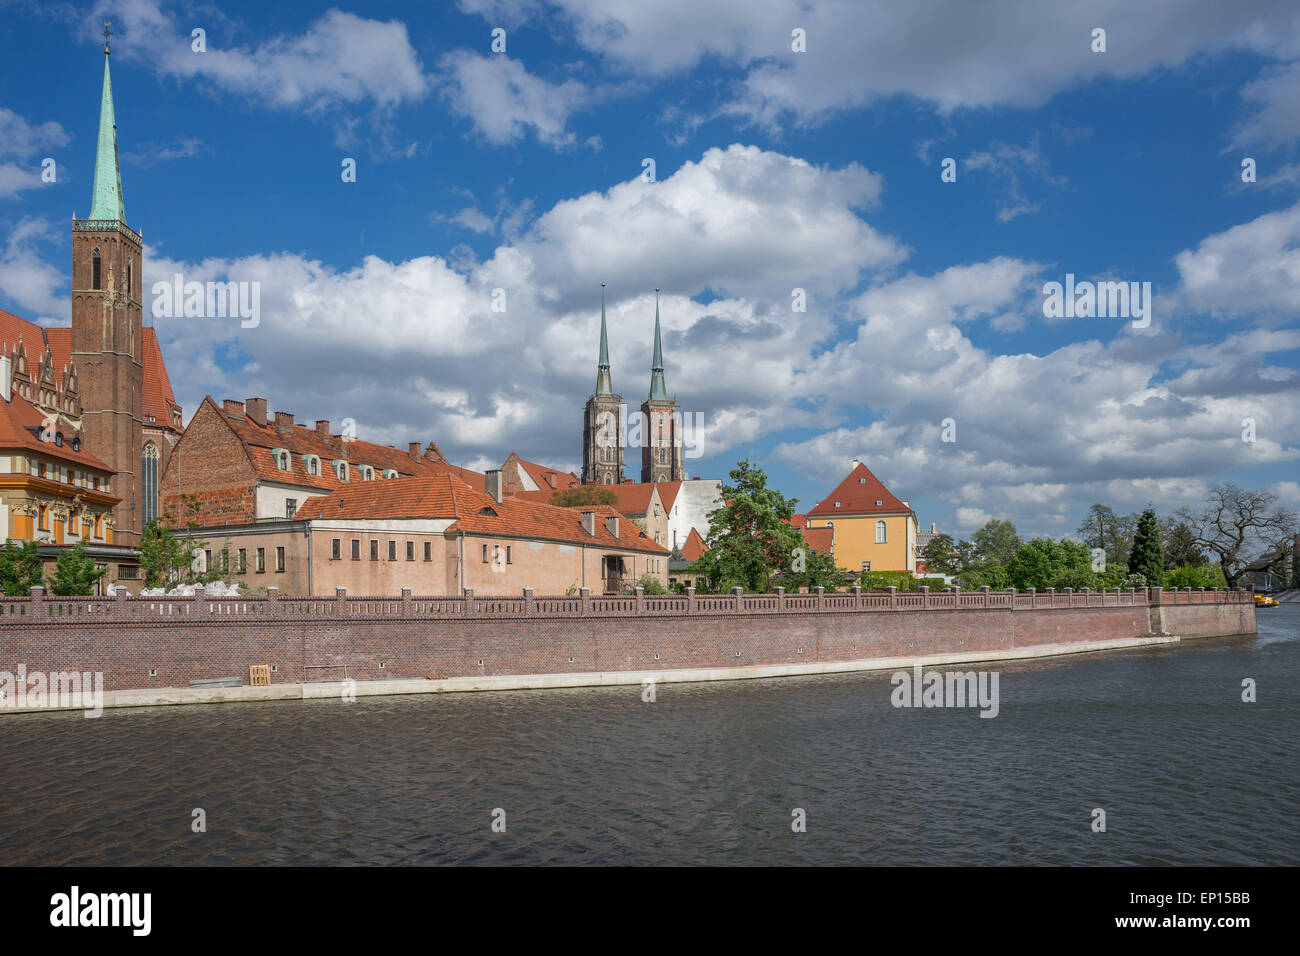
[315, 419, 330, 440]
[245, 397, 267, 426]
[274, 411, 294, 429]
[931, 522, 936, 533]
[222, 399, 245, 419]
[408, 442, 421, 459]
[605, 515, 619, 538]
[485, 469, 504, 504]
[580, 511, 596, 537]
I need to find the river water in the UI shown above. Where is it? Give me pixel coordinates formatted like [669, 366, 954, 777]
[2, 606, 1297, 865]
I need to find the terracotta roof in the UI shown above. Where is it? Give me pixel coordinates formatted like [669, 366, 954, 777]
[807, 461, 911, 517]
[510, 454, 581, 491]
[597, 482, 659, 516]
[207, 396, 484, 493]
[141, 329, 181, 426]
[0, 390, 114, 472]
[655, 479, 682, 512]
[296, 475, 669, 554]
[679, 526, 708, 561]
[789, 513, 808, 529]
[802, 526, 834, 555]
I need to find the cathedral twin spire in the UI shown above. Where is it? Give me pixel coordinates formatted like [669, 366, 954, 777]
[593, 286, 670, 402]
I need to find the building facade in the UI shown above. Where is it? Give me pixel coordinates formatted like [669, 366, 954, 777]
[640, 291, 685, 484]
[805, 460, 919, 574]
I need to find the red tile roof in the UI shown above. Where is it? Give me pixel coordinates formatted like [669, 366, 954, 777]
[0, 390, 114, 472]
[509, 453, 581, 491]
[789, 513, 808, 529]
[807, 461, 911, 517]
[655, 480, 682, 512]
[296, 475, 669, 554]
[802, 526, 834, 555]
[679, 526, 708, 561]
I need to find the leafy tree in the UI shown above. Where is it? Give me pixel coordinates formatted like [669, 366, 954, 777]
[48, 540, 108, 595]
[138, 520, 189, 589]
[1127, 509, 1164, 585]
[1164, 563, 1226, 589]
[954, 564, 1011, 590]
[0, 539, 44, 596]
[920, 533, 961, 574]
[621, 573, 667, 595]
[783, 548, 844, 593]
[688, 459, 801, 592]
[1176, 484, 1297, 588]
[1007, 538, 1093, 591]
[552, 485, 619, 508]
[1161, 519, 1205, 569]
[1076, 504, 1137, 569]
[970, 519, 1021, 567]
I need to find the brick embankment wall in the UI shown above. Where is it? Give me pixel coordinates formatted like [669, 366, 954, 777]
[0, 586, 1254, 693]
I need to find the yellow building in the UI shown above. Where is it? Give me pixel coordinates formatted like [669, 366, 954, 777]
[805, 460, 918, 574]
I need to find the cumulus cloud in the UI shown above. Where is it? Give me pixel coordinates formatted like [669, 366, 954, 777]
[0, 108, 70, 199]
[1173, 200, 1300, 322]
[0, 218, 67, 320]
[438, 51, 589, 148]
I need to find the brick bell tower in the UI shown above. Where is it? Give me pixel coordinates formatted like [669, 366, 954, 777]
[582, 284, 625, 484]
[71, 25, 145, 545]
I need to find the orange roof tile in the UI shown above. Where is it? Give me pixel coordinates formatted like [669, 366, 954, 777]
[0, 390, 114, 472]
[297, 475, 669, 554]
[802, 526, 834, 555]
[807, 461, 911, 517]
[511, 454, 581, 491]
[679, 526, 708, 561]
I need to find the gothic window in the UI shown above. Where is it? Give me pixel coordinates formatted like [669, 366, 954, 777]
[875, 520, 887, 544]
[604, 475, 612, 485]
[92, 248, 101, 290]
[127, 260, 132, 297]
[142, 443, 158, 527]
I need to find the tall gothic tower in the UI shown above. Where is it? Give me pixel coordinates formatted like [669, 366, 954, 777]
[582, 284, 625, 484]
[640, 290, 684, 484]
[71, 30, 145, 545]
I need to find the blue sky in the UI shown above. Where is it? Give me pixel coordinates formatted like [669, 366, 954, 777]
[1, 0, 1298, 538]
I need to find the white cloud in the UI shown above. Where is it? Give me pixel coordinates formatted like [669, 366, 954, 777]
[0, 108, 70, 199]
[0, 218, 67, 320]
[1173, 200, 1300, 321]
[1232, 60, 1300, 151]
[438, 51, 589, 148]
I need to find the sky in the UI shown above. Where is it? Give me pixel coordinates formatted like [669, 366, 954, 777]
[0, 0, 1297, 540]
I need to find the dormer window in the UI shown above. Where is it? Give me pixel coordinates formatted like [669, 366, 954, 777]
[859, 477, 866, 483]
[272, 448, 290, 471]
[359, 465, 374, 481]
[834, 501, 841, 508]
[478, 507, 497, 516]
[54, 432, 63, 447]
[303, 455, 320, 477]
[875, 499, 883, 507]
[383, 469, 398, 479]
[335, 461, 349, 481]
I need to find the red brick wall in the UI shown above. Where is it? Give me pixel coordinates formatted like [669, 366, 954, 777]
[160, 400, 256, 526]
[0, 595, 1254, 693]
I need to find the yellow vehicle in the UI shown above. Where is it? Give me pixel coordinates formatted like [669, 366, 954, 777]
[1254, 593, 1279, 608]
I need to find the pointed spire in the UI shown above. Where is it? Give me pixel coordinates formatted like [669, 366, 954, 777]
[595, 283, 614, 396]
[648, 288, 668, 401]
[89, 31, 126, 223]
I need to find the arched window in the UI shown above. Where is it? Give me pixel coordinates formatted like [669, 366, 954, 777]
[603, 474, 612, 485]
[278, 452, 288, 470]
[308, 457, 319, 476]
[126, 260, 132, 296]
[142, 443, 159, 527]
[92, 248, 102, 290]
[875, 520, 887, 544]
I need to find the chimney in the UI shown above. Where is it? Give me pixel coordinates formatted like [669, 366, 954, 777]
[0, 346, 10, 403]
[485, 469, 503, 504]
[931, 522, 936, 533]
[605, 515, 619, 538]
[315, 419, 330, 440]
[580, 511, 596, 537]
[222, 399, 245, 419]
[408, 442, 421, 459]
[245, 397, 267, 426]
[274, 411, 294, 429]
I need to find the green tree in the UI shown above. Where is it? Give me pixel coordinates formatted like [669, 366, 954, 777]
[1176, 484, 1297, 588]
[552, 485, 619, 508]
[1076, 504, 1136, 569]
[688, 459, 801, 592]
[1007, 538, 1093, 591]
[620, 573, 667, 595]
[1161, 519, 1205, 569]
[0, 539, 44, 596]
[1164, 563, 1226, 589]
[970, 519, 1021, 567]
[920, 533, 961, 574]
[48, 540, 108, 595]
[1127, 508, 1164, 585]
[783, 548, 844, 593]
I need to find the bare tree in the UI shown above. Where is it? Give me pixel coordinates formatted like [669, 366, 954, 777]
[1176, 484, 1297, 588]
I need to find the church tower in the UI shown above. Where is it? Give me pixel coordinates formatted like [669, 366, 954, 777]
[70, 27, 146, 545]
[640, 290, 684, 484]
[582, 284, 625, 484]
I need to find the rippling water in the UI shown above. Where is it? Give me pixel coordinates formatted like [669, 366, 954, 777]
[2, 607, 1297, 865]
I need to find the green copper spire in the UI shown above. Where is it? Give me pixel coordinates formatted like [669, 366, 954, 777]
[89, 31, 126, 224]
[648, 288, 668, 401]
[595, 283, 614, 396]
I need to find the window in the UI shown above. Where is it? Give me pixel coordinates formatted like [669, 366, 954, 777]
[278, 452, 289, 470]
[205, 549, 212, 569]
[276, 547, 285, 572]
[834, 501, 841, 508]
[604, 475, 612, 484]
[875, 520, 887, 544]
[859, 477, 866, 484]
[142, 443, 158, 528]
[862, 561, 871, 572]
[237, 549, 247, 572]
[506, 545, 512, 565]
[256, 548, 265, 573]
[370, 540, 378, 560]
[481, 544, 489, 563]
[285, 498, 297, 519]
[332, 538, 341, 560]
[337, 461, 349, 481]
[126, 260, 132, 297]
[875, 499, 883, 507]
[351, 539, 360, 560]
[38, 504, 47, 531]
[388, 540, 396, 561]
[406, 542, 414, 561]
[424, 542, 432, 562]
[38, 462, 47, 478]
[92, 248, 101, 290]
[309, 458, 319, 476]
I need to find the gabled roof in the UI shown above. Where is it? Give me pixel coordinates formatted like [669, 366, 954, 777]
[655, 479, 682, 512]
[0, 390, 114, 472]
[597, 481, 661, 516]
[807, 461, 911, 517]
[680, 526, 708, 561]
[296, 475, 670, 554]
[508, 453, 581, 492]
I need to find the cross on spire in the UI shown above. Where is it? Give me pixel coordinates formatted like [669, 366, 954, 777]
[103, 22, 112, 55]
